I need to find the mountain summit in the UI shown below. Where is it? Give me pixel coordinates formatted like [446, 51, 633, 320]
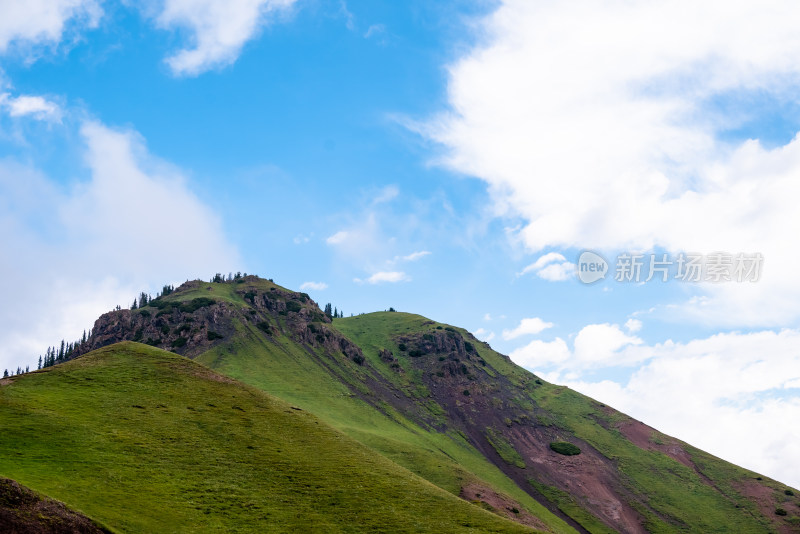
[3, 275, 798, 533]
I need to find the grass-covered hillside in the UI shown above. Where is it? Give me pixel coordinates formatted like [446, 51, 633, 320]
[0, 342, 537, 533]
[19, 275, 800, 533]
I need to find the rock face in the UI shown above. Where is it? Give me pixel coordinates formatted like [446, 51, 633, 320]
[69, 278, 364, 366]
[0, 477, 110, 534]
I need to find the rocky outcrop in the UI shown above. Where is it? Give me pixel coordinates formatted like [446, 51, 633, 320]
[68, 279, 364, 366]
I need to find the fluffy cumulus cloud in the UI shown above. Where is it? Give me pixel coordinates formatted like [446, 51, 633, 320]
[518, 252, 574, 282]
[427, 0, 800, 326]
[0, 0, 101, 53]
[554, 330, 800, 489]
[155, 0, 298, 76]
[0, 120, 239, 373]
[0, 93, 62, 121]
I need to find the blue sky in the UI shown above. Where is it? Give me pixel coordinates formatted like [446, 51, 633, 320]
[2, 0, 800, 488]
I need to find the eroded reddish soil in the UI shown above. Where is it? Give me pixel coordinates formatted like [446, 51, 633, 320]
[461, 482, 550, 531]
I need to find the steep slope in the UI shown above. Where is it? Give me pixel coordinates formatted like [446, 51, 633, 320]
[57, 276, 800, 533]
[0, 342, 536, 533]
[334, 312, 800, 534]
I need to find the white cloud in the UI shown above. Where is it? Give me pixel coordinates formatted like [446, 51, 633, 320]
[364, 24, 385, 39]
[326, 230, 349, 245]
[299, 281, 327, 291]
[624, 318, 643, 333]
[573, 323, 642, 365]
[0, 0, 101, 53]
[502, 317, 553, 340]
[354, 271, 409, 285]
[474, 327, 495, 342]
[557, 329, 800, 489]
[425, 0, 800, 326]
[519, 252, 574, 282]
[372, 184, 399, 204]
[509, 337, 570, 368]
[0, 120, 239, 373]
[0, 93, 62, 121]
[155, 0, 297, 76]
[400, 250, 431, 262]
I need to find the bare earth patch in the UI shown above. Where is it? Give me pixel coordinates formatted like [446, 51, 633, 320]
[0, 477, 110, 533]
[461, 482, 550, 531]
[734, 478, 800, 534]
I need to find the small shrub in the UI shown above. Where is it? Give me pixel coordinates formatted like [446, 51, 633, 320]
[207, 331, 224, 341]
[243, 291, 257, 302]
[352, 354, 365, 366]
[161, 324, 170, 335]
[436, 326, 442, 330]
[180, 297, 215, 313]
[511, 508, 519, 514]
[285, 301, 302, 313]
[174, 324, 190, 335]
[462, 389, 470, 396]
[307, 323, 317, 333]
[436, 371, 445, 377]
[550, 442, 581, 456]
[776, 508, 788, 516]
[464, 341, 474, 352]
[785, 489, 795, 496]
[535, 379, 543, 385]
[445, 326, 455, 332]
[409, 349, 423, 358]
[398, 343, 407, 351]
[438, 356, 446, 361]
[422, 333, 434, 341]
[171, 337, 187, 348]
[256, 322, 271, 333]
[138, 310, 151, 318]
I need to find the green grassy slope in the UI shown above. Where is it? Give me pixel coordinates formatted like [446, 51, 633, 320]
[0, 342, 538, 533]
[51, 277, 799, 532]
[334, 312, 798, 534]
[195, 314, 574, 534]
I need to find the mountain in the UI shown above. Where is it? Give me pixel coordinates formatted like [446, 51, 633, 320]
[5, 275, 799, 533]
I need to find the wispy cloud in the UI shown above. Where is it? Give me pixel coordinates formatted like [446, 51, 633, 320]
[299, 281, 327, 291]
[154, 0, 298, 76]
[325, 230, 349, 245]
[502, 317, 554, 340]
[354, 271, 409, 285]
[473, 327, 495, 342]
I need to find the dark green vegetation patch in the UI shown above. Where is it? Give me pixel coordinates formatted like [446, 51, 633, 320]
[549, 442, 581, 456]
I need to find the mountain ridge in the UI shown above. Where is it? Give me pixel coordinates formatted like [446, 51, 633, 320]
[11, 275, 800, 533]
